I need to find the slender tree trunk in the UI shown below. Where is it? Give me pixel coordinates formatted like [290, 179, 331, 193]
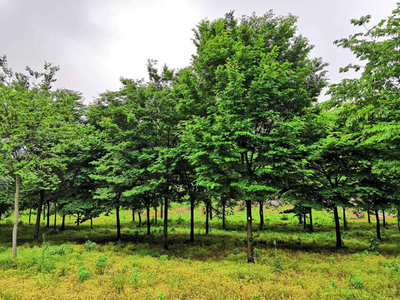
[34, 190, 44, 238]
[163, 197, 168, 250]
[398, 206, 400, 231]
[259, 200, 264, 231]
[53, 203, 57, 231]
[154, 207, 157, 225]
[190, 197, 195, 242]
[0, 211, 2, 220]
[309, 208, 313, 233]
[160, 203, 163, 219]
[90, 216, 93, 229]
[146, 204, 151, 235]
[299, 214, 302, 224]
[222, 198, 226, 230]
[116, 201, 121, 240]
[77, 212, 80, 227]
[46, 200, 50, 228]
[43, 202, 45, 219]
[29, 208, 32, 225]
[333, 207, 342, 248]
[209, 202, 213, 220]
[205, 201, 209, 234]
[368, 209, 371, 223]
[132, 209, 135, 222]
[12, 174, 20, 258]
[382, 210, 386, 227]
[61, 215, 65, 231]
[343, 207, 348, 230]
[138, 211, 142, 227]
[375, 210, 381, 240]
[246, 200, 254, 263]
[304, 213, 307, 230]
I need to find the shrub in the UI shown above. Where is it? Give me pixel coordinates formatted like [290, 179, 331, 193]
[111, 274, 128, 293]
[48, 244, 73, 256]
[159, 255, 168, 261]
[348, 276, 363, 289]
[77, 265, 92, 282]
[95, 255, 109, 274]
[84, 240, 97, 252]
[368, 234, 380, 253]
[272, 257, 284, 273]
[130, 267, 141, 285]
[0, 247, 7, 253]
[233, 248, 240, 255]
[254, 248, 260, 258]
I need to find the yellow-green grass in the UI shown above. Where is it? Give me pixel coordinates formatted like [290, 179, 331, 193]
[0, 204, 399, 299]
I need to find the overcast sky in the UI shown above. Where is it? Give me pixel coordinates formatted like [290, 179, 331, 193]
[0, 0, 396, 103]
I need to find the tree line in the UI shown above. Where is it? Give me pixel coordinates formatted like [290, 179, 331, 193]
[1, 7, 400, 262]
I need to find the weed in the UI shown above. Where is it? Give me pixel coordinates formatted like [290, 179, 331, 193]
[348, 276, 363, 289]
[84, 240, 97, 252]
[77, 265, 92, 282]
[95, 255, 109, 274]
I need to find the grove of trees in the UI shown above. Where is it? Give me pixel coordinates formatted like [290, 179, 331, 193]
[1, 6, 400, 262]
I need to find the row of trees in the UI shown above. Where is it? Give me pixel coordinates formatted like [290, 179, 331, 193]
[1, 6, 400, 262]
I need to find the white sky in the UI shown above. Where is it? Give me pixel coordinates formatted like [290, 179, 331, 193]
[0, 0, 396, 103]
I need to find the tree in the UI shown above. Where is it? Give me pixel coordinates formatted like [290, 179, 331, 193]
[189, 12, 327, 262]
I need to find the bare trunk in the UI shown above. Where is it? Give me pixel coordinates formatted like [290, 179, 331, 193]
[146, 204, 151, 235]
[46, 200, 50, 228]
[160, 203, 163, 219]
[34, 190, 44, 238]
[299, 214, 302, 224]
[375, 210, 381, 240]
[90, 216, 93, 229]
[132, 209, 135, 222]
[222, 198, 226, 230]
[29, 208, 32, 225]
[205, 201, 209, 234]
[53, 203, 57, 231]
[190, 197, 195, 242]
[43, 202, 45, 219]
[61, 215, 65, 231]
[382, 210, 386, 227]
[163, 197, 168, 250]
[259, 200, 264, 231]
[333, 207, 342, 248]
[343, 207, 348, 229]
[367, 208, 371, 223]
[309, 208, 313, 233]
[154, 207, 157, 225]
[138, 211, 142, 227]
[303, 213, 307, 230]
[77, 212, 80, 227]
[246, 200, 254, 263]
[12, 174, 20, 258]
[116, 201, 121, 240]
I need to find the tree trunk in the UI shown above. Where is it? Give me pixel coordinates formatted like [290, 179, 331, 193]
[190, 197, 195, 242]
[160, 203, 163, 219]
[77, 212, 80, 227]
[90, 216, 93, 229]
[205, 201, 209, 234]
[343, 207, 348, 230]
[246, 200, 254, 263]
[28, 208, 31, 225]
[333, 207, 342, 248]
[43, 202, 46, 219]
[303, 213, 307, 230]
[375, 210, 381, 240]
[46, 200, 50, 228]
[132, 209, 135, 222]
[53, 203, 57, 231]
[209, 203, 213, 220]
[309, 208, 313, 233]
[398, 206, 400, 231]
[259, 200, 264, 231]
[154, 207, 157, 225]
[222, 198, 226, 230]
[116, 201, 121, 240]
[34, 190, 44, 238]
[61, 215, 65, 231]
[0, 210, 2, 220]
[382, 210, 386, 227]
[163, 197, 168, 250]
[146, 204, 151, 235]
[299, 214, 302, 224]
[367, 208, 371, 223]
[12, 174, 20, 258]
[138, 211, 142, 227]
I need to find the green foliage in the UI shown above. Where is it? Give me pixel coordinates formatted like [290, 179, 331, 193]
[77, 265, 92, 282]
[84, 240, 97, 252]
[348, 276, 364, 289]
[94, 255, 109, 274]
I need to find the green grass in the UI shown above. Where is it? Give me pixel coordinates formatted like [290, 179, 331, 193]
[0, 204, 399, 299]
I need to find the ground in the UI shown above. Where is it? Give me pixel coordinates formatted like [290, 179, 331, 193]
[0, 204, 399, 299]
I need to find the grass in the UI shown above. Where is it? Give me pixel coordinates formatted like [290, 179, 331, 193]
[0, 204, 399, 299]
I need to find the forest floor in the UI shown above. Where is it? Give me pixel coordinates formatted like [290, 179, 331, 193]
[0, 204, 399, 299]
